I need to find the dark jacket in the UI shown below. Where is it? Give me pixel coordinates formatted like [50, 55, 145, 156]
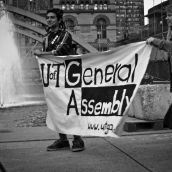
[43, 29, 73, 56]
[151, 38, 172, 92]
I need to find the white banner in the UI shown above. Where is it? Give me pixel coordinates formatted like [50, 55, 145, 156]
[37, 41, 152, 137]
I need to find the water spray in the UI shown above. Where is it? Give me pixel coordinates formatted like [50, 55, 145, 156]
[0, 1, 5, 18]
[0, 1, 44, 108]
[0, 1, 25, 107]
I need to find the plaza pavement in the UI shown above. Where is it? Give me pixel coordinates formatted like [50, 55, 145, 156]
[0, 104, 172, 172]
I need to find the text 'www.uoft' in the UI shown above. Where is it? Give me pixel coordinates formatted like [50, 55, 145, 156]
[88, 122, 116, 135]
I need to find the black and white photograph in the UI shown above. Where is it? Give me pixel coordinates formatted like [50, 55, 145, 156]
[0, 0, 172, 171]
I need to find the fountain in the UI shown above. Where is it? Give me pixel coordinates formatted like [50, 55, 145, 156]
[0, 1, 46, 131]
[0, 2, 24, 107]
[0, 1, 45, 108]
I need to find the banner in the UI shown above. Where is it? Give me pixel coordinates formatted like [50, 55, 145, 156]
[37, 41, 152, 137]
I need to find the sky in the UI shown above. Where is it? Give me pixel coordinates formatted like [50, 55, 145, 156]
[144, 0, 167, 24]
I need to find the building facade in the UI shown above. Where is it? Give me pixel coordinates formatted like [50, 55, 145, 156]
[53, 0, 144, 50]
[115, 0, 144, 41]
[146, 0, 168, 39]
[4, 0, 144, 51]
[53, 0, 116, 51]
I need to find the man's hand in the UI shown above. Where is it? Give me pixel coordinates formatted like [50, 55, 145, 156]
[146, 37, 155, 45]
[34, 49, 43, 56]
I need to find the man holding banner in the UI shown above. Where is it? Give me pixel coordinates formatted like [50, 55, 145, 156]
[36, 39, 152, 138]
[35, 7, 153, 151]
[34, 8, 85, 152]
[147, 4, 172, 129]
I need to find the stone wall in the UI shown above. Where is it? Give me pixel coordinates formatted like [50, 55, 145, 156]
[128, 84, 171, 121]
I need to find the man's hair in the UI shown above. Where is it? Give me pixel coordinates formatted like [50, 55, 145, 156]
[166, 4, 172, 14]
[46, 8, 63, 20]
[46, 8, 66, 30]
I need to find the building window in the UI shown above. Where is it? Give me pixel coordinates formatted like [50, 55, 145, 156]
[99, 4, 103, 10]
[85, 4, 89, 10]
[96, 18, 107, 39]
[61, 5, 65, 10]
[80, 3, 84, 9]
[94, 4, 98, 10]
[71, 4, 75, 10]
[66, 3, 70, 10]
[103, 4, 108, 10]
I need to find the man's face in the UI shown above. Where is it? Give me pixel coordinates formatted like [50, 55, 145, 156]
[46, 12, 59, 28]
[166, 12, 172, 26]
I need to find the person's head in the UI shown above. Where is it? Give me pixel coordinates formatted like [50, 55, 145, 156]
[166, 4, 172, 26]
[46, 8, 65, 30]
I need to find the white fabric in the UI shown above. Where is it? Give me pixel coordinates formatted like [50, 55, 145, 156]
[37, 41, 152, 137]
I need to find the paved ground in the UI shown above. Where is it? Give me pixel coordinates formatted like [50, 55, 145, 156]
[0, 104, 172, 172]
